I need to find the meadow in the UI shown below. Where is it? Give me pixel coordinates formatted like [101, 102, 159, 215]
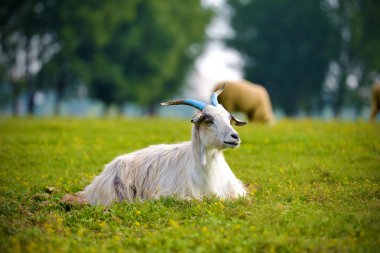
[0, 118, 379, 252]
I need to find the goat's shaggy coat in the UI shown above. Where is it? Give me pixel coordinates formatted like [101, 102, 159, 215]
[73, 105, 247, 206]
[371, 82, 380, 121]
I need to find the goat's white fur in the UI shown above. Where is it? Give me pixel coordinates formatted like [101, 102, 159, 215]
[81, 105, 247, 205]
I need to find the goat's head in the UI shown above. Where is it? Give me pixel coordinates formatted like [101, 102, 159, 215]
[161, 85, 247, 149]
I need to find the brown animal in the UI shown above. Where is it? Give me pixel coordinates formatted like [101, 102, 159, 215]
[213, 80, 275, 124]
[371, 81, 380, 121]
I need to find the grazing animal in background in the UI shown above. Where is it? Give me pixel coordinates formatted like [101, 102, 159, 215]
[370, 81, 380, 122]
[62, 86, 247, 206]
[213, 80, 275, 124]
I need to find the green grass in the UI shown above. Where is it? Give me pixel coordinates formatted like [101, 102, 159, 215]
[0, 118, 379, 253]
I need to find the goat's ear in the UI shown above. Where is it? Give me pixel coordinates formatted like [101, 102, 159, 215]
[231, 114, 247, 126]
[191, 111, 206, 124]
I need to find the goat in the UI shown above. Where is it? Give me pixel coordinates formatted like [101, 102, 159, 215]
[62, 87, 247, 206]
[370, 81, 380, 122]
[214, 80, 275, 124]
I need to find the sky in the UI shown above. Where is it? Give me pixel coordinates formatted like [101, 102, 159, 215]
[186, 0, 244, 102]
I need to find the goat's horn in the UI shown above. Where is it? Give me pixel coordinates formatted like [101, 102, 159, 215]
[211, 83, 225, 106]
[161, 99, 207, 111]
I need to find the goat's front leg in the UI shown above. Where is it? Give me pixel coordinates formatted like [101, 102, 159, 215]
[62, 191, 88, 205]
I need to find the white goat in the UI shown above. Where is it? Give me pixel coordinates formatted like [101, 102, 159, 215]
[63, 87, 247, 206]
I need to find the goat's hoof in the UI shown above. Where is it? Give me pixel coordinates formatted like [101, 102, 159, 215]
[62, 194, 88, 205]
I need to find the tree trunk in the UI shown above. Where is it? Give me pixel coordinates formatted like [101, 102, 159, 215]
[11, 93, 19, 117]
[147, 103, 157, 117]
[25, 39, 36, 116]
[333, 67, 348, 117]
[315, 96, 324, 117]
[117, 104, 124, 117]
[11, 82, 20, 116]
[102, 104, 111, 117]
[283, 97, 298, 117]
[54, 71, 67, 115]
[54, 83, 64, 116]
[26, 89, 36, 115]
[354, 69, 369, 119]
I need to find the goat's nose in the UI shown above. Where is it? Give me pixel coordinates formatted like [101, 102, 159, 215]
[231, 133, 239, 140]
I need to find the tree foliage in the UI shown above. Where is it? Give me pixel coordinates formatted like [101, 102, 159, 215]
[90, 0, 212, 113]
[226, 0, 341, 115]
[325, 0, 380, 115]
[348, 0, 380, 74]
[227, 0, 380, 116]
[0, 0, 48, 114]
[0, 0, 212, 115]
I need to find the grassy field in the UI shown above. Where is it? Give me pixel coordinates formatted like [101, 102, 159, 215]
[0, 118, 379, 252]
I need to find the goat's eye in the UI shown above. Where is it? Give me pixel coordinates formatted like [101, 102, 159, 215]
[205, 119, 214, 125]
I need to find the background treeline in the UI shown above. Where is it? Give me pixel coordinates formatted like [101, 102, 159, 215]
[0, 0, 212, 115]
[0, 0, 379, 117]
[227, 0, 380, 116]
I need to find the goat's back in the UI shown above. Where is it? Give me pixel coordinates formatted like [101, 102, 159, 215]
[214, 80, 274, 123]
[83, 142, 193, 205]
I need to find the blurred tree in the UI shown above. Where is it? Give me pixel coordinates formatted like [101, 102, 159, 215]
[1, 0, 212, 115]
[89, 0, 212, 115]
[38, 0, 140, 115]
[332, 0, 380, 116]
[226, 0, 340, 115]
[0, 0, 45, 115]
